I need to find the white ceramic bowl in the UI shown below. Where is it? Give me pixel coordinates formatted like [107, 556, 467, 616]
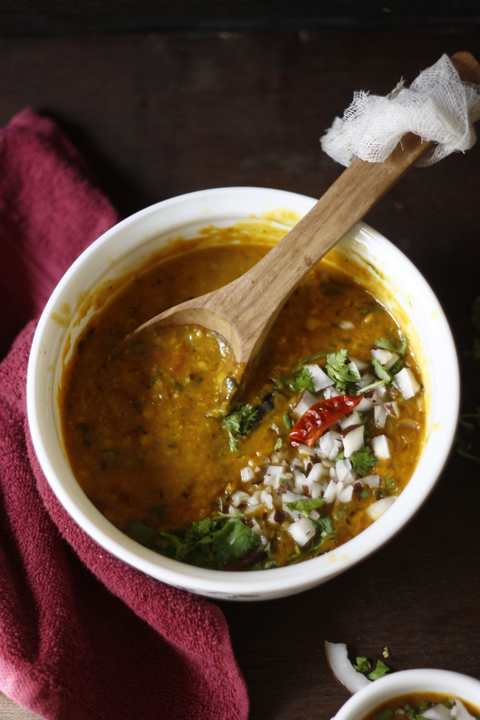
[333, 669, 480, 719]
[27, 187, 459, 601]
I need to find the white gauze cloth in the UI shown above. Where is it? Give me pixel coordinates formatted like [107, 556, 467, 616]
[321, 54, 480, 167]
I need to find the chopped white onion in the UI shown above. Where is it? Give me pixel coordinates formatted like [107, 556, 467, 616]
[288, 517, 316, 546]
[343, 426, 364, 458]
[372, 385, 387, 403]
[374, 404, 387, 429]
[371, 348, 399, 368]
[310, 482, 323, 499]
[367, 495, 397, 521]
[323, 479, 337, 504]
[338, 320, 355, 330]
[310, 509, 321, 520]
[304, 364, 334, 391]
[294, 469, 307, 492]
[324, 641, 370, 693]
[240, 466, 255, 483]
[351, 357, 369, 371]
[247, 491, 261, 508]
[306, 462, 326, 484]
[259, 488, 273, 505]
[393, 367, 420, 400]
[294, 390, 318, 416]
[318, 431, 343, 460]
[335, 458, 354, 484]
[282, 490, 304, 505]
[340, 411, 362, 430]
[422, 705, 453, 720]
[231, 491, 250, 507]
[356, 396, 373, 412]
[263, 465, 286, 489]
[363, 474, 380, 488]
[338, 484, 353, 503]
[454, 700, 477, 720]
[323, 386, 341, 399]
[372, 434, 390, 459]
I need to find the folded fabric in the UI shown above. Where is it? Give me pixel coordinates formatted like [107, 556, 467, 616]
[0, 109, 248, 720]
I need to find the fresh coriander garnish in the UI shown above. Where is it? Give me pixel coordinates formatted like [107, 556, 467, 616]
[287, 498, 325, 515]
[285, 366, 315, 393]
[371, 357, 392, 383]
[129, 515, 261, 570]
[367, 659, 391, 680]
[350, 446, 377, 476]
[223, 403, 261, 451]
[354, 656, 372, 674]
[375, 334, 408, 356]
[325, 349, 359, 391]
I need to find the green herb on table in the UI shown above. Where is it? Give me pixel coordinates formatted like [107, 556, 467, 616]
[354, 654, 392, 681]
[325, 349, 359, 391]
[350, 446, 377, 476]
[354, 656, 372, 674]
[368, 659, 391, 680]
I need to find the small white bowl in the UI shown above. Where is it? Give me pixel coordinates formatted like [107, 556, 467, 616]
[333, 669, 480, 719]
[27, 187, 459, 600]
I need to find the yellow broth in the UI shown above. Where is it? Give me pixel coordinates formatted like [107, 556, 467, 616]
[364, 693, 480, 719]
[61, 225, 425, 570]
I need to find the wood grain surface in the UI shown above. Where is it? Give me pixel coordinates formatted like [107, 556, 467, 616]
[0, 28, 479, 720]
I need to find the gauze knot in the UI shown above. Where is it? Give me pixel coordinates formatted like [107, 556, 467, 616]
[321, 54, 480, 167]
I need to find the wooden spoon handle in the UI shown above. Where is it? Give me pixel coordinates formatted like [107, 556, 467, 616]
[212, 51, 479, 363]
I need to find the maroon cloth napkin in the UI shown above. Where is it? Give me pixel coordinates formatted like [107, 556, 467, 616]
[0, 109, 249, 720]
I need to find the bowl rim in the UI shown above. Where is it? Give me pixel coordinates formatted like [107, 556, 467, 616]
[26, 185, 460, 599]
[333, 669, 480, 718]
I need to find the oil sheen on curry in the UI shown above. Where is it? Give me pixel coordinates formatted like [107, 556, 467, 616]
[61, 222, 425, 571]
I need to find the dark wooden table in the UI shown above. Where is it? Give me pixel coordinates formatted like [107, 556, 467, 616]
[1, 25, 479, 720]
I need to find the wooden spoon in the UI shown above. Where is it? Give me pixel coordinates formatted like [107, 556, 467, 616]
[135, 51, 479, 385]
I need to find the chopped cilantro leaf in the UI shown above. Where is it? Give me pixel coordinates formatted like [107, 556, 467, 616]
[350, 446, 377, 476]
[283, 412, 293, 430]
[375, 334, 408, 356]
[130, 514, 261, 570]
[312, 516, 335, 547]
[368, 659, 391, 681]
[285, 366, 315, 393]
[287, 498, 325, 515]
[354, 656, 372, 674]
[223, 403, 261, 451]
[372, 357, 391, 383]
[325, 349, 359, 391]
